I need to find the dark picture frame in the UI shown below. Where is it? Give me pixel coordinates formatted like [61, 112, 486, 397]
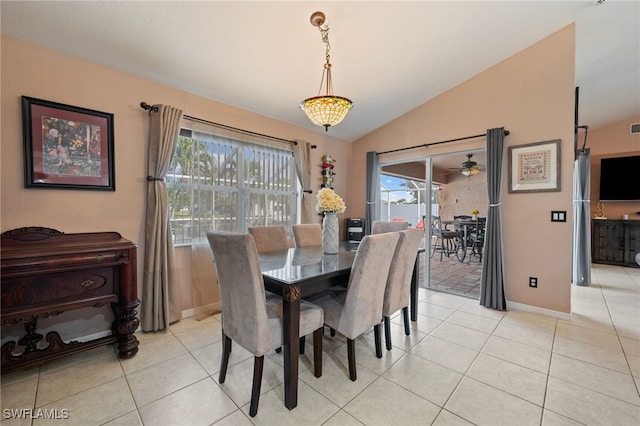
[22, 96, 115, 190]
[508, 139, 560, 193]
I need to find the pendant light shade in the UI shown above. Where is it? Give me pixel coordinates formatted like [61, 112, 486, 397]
[299, 11, 353, 131]
[299, 95, 353, 130]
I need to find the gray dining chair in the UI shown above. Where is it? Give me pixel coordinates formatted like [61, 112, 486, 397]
[307, 232, 399, 381]
[248, 225, 291, 253]
[206, 231, 324, 417]
[293, 223, 322, 247]
[379, 229, 424, 350]
[371, 220, 408, 234]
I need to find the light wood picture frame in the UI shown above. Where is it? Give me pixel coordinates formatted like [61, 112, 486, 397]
[508, 139, 560, 193]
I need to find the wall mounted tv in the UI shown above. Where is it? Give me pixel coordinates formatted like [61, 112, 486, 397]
[599, 155, 640, 201]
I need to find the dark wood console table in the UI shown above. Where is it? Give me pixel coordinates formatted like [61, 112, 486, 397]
[592, 219, 640, 267]
[1, 227, 140, 374]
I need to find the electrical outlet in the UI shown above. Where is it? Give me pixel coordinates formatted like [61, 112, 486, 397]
[529, 277, 538, 288]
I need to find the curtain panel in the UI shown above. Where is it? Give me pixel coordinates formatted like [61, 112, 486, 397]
[141, 104, 184, 331]
[365, 151, 379, 235]
[480, 128, 507, 310]
[572, 148, 591, 286]
[293, 140, 316, 224]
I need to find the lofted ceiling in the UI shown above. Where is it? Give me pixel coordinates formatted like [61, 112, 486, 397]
[2, 1, 638, 142]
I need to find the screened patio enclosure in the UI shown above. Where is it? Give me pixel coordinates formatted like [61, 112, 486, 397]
[380, 155, 485, 299]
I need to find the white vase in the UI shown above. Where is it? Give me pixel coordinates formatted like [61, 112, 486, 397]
[322, 212, 339, 254]
[472, 214, 478, 221]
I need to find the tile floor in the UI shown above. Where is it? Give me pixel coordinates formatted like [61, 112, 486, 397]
[1, 264, 639, 425]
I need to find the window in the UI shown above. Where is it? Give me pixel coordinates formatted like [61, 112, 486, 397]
[379, 174, 429, 227]
[167, 126, 297, 244]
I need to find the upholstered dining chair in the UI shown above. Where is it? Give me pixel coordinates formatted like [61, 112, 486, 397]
[378, 229, 424, 351]
[206, 231, 324, 417]
[248, 225, 291, 253]
[371, 220, 409, 234]
[307, 232, 399, 381]
[292, 223, 322, 247]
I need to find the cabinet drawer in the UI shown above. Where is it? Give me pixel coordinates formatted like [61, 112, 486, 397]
[1, 250, 129, 276]
[1, 267, 115, 309]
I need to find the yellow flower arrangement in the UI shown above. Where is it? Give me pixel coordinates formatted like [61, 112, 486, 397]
[316, 188, 346, 214]
[471, 209, 480, 215]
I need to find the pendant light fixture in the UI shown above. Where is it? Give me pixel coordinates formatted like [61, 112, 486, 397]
[299, 11, 353, 131]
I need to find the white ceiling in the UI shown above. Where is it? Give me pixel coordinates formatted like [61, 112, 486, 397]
[2, 1, 639, 142]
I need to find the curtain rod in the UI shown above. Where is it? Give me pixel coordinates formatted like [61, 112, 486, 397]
[140, 102, 317, 148]
[377, 129, 510, 155]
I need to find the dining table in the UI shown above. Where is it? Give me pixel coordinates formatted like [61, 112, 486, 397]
[258, 241, 423, 410]
[442, 219, 484, 262]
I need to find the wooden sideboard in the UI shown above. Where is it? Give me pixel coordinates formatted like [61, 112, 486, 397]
[1, 227, 140, 374]
[592, 219, 640, 267]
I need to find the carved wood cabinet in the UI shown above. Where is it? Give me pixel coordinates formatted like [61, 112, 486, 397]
[1, 227, 140, 374]
[592, 219, 640, 267]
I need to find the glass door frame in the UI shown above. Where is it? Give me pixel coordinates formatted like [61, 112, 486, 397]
[378, 148, 486, 297]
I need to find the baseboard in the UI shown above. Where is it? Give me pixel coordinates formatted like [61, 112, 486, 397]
[73, 329, 113, 342]
[506, 300, 572, 321]
[181, 302, 221, 319]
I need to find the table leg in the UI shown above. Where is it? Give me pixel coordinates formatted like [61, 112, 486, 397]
[410, 251, 421, 321]
[282, 286, 301, 410]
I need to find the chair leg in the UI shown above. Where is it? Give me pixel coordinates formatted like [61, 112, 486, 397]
[384, 316, 392, 351]
[276, 338, 305, 355]
[347, 338, 357, 381]
[219, 333, 232, 384]
[249, 356, 264, 417]
[313, 328, 323, 378]
[373, 324, 382, 358]
[402, 307, 411, 336]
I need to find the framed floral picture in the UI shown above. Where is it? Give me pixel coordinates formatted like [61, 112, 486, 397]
[508, 139, 560, 193]
[22, 96, 115, 190]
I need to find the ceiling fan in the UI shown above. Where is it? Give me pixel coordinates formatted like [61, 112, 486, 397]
[448, 153, 485, 176]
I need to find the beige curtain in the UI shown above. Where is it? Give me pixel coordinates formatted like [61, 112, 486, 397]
[293, 140, 317, 224]
[141, 104, 183, 331]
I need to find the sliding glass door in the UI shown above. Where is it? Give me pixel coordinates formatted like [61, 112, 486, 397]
[379, 150, 487, 299]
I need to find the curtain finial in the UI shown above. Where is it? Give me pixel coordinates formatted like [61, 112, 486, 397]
[140, 102, 159, 113]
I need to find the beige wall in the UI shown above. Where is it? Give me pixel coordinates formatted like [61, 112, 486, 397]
[351, 25, 577, 314]
[1, 36, 350, 336]
[587, 115, 640, 220]
[1, 21, 632, 333]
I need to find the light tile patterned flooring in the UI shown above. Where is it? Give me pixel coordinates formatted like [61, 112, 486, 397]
[1, 264, 639, 425]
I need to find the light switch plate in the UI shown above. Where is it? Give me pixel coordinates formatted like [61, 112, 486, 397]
[551, 210, 567, 222]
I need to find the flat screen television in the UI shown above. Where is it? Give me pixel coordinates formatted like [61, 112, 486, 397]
[599, 155, 640, 201]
